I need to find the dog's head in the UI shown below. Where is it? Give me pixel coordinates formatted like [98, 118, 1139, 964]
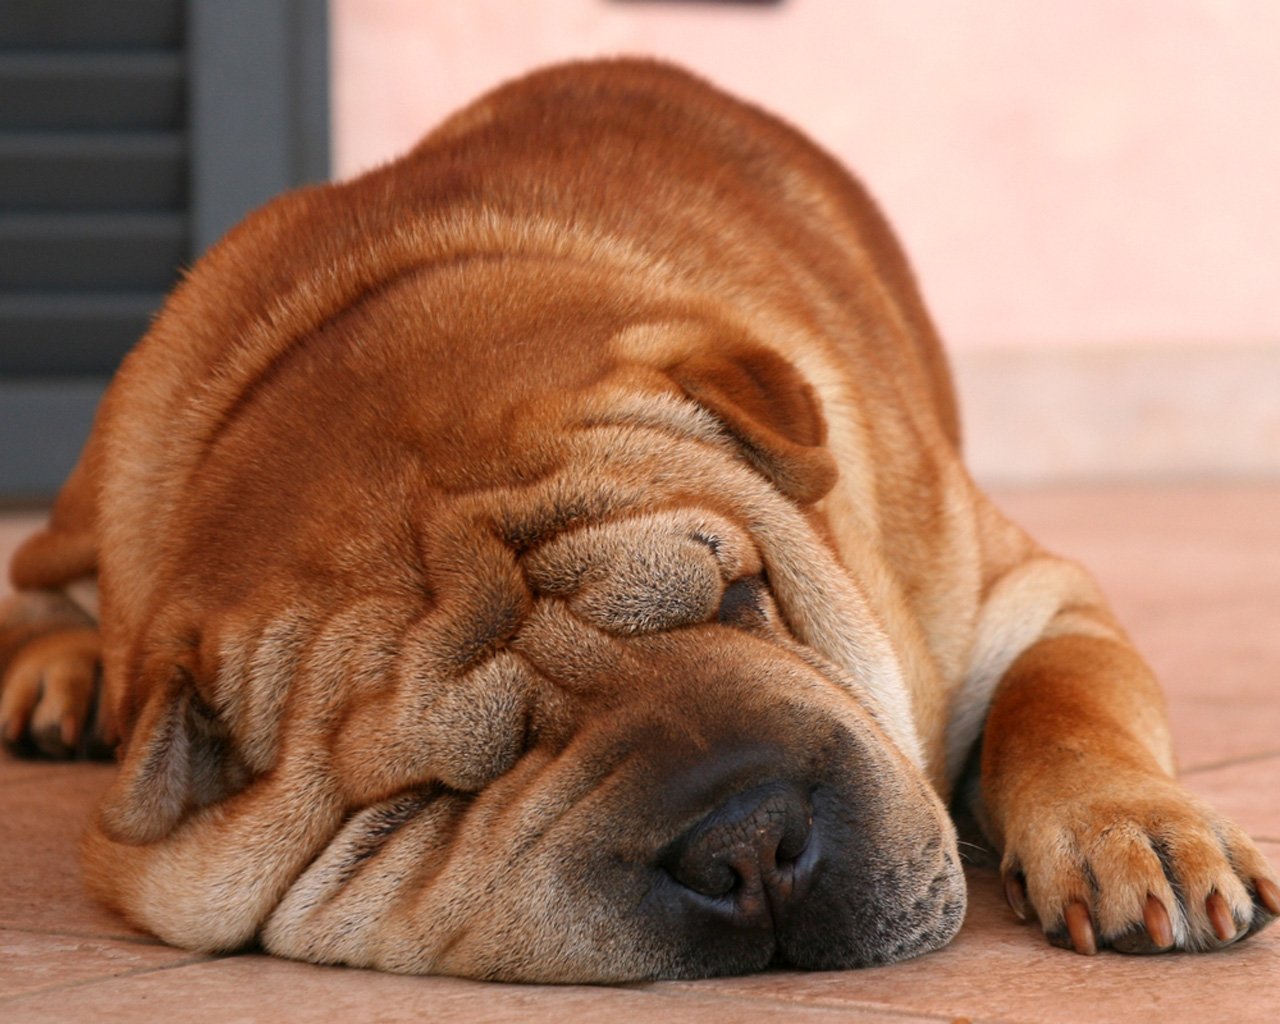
[92, 324, 964, 981]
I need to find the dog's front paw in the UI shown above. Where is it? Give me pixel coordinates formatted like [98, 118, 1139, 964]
[0, 593, 111, 759]
[1000, 773, 1279, 955]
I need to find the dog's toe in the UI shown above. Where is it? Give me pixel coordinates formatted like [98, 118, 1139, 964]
[1002, 775, 1279, 955]
[0, 627, 105, 760]
[1047, 901, 1097, 955]
[1244, 878, 1280, 939]
[1108, 896, 1174, 954]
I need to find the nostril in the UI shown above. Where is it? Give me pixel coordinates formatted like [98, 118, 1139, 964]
[674, 854, 738, 898]
[660, 782, 814, 911]
[776, 810, 813, 864]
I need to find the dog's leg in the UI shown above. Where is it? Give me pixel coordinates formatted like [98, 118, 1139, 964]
[971, 541, 1280, 954]
[1, 458, 111, 757]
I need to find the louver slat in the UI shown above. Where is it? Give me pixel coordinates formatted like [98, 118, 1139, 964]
[0, 53, 184, 129]
[0, 292, 167, 374]
[0, 133, 186, 209]
[0, 0, 181, 49]
[0, 213, 187, 290]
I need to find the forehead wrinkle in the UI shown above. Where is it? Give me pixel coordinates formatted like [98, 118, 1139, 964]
[464, 409, 751, 556]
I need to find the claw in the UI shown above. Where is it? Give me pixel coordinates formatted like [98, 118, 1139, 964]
[1102, 895, 1173, 954]
[1064, 901, 1097, 955]
[1206, 892, 1237, 943]
[1003, 872, 1029, 921]
[1256, 878, 1280, 917]
[1143, 894, 1174, 949]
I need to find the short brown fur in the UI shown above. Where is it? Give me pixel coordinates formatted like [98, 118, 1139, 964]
[2, 59, 1275, 981]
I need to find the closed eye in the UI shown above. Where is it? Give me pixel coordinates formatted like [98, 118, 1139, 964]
[717, 575, 767, 626]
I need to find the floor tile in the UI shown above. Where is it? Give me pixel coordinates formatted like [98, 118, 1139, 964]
[0, 952, 956, 1024]
[1182, 755, 1280, 841]
[0, 760, 88, 787]
[994, 485, 1280, 769]
[1136, 602, 1280, 773]
[0, 930, 211, 1000]
[0, 763, 149, 941]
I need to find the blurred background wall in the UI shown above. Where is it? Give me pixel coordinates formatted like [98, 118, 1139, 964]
[332, 0, 1280, 486]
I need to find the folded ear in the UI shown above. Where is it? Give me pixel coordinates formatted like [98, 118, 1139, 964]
[667, 344, 838, 504]
[98, 663, 246, 844]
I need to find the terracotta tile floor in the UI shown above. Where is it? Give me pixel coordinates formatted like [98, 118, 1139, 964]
[2, 486, 1278, 1023]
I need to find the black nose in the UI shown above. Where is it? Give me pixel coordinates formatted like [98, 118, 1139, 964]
[660, 782, 816, 929]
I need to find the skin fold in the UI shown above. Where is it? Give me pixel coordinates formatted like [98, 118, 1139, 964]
[1, 59, 1276, 981]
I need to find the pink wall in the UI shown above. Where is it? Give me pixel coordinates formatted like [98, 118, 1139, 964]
[332, 1, 1280, 354]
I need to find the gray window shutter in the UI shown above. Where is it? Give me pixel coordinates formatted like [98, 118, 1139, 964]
[0, 0, 329, 500]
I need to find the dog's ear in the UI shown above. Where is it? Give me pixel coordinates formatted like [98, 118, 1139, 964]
[668, 344, 838, 504]
[97, 663, 244, 844]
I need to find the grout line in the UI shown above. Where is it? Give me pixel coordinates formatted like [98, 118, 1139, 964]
[0, 945, 1030, 1024]
[0, 923, 170, 947]
[0, 758, 117, 786]
[646, 985, 1022, 1024]
[0, 952, 223, 1004]
[1180, 748, 1280, 777]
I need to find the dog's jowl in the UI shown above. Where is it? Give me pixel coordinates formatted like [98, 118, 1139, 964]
[1, 59, 1275, 981]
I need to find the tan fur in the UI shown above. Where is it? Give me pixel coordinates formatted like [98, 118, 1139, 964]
[2, 59, 1275, 980]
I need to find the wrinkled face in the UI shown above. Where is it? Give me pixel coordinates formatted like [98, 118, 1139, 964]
[252, 487, 966, 981]
[98, 406, 965, 983]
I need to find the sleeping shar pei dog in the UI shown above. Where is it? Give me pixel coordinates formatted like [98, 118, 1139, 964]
[2, 59, 1276, 981]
